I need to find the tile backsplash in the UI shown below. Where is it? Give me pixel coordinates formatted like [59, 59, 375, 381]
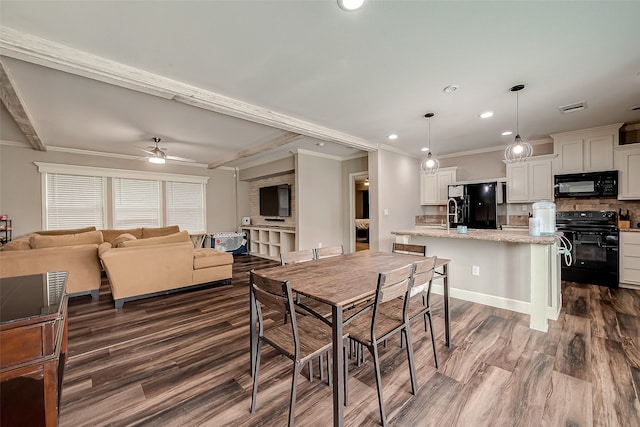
[555, 198, 640, 227]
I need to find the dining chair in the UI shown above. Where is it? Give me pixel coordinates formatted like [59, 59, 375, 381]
[391, 242, 427, 256]
[250, 270, 346, 427]
[379, 257, 439, 368]
[343, 263, 417, 426]
[280, 249, 315, 266]
[280, 248, 332, 382]
[314, 245, 344, 259]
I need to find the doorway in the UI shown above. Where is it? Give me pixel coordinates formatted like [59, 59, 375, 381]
[350, 172, 370, 252]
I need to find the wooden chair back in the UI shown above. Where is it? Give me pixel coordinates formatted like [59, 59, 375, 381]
[410, 256, 437, 298]
[250, 271, 298, 340]
[280, 249, 315, 266]
[377, 263, 416, 304]
[315, 245, 344, 259]
[392, 242, 427, 256]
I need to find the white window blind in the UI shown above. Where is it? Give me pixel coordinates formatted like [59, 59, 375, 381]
[166, 181, 205, 233]
[45, 173, 105, 230]
[113, 178, 161, 229]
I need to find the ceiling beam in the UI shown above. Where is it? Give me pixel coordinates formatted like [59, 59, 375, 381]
[208, 132, 303, 169]
[0, 59, 46, 151]
[0, 27, 377, 153]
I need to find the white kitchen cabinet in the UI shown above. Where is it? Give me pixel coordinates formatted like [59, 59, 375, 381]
[614, 144, 640, 200]
[551, 123, 623, 174]
[620, 232, 640, 288]
[506, 155, 554, 203]
[420, 167, 457, 205]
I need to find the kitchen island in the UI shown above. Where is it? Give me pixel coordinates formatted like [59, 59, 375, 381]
[392, 227, 561, 332]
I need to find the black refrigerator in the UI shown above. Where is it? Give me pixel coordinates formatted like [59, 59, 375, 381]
[448, 182, 498, 229]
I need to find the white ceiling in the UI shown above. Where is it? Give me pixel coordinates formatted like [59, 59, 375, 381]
[1, 1, 639, 169]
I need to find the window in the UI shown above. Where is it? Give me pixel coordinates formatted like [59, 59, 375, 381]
[113, 178, 161, 228]
[45, 173, 105, 230]
[167, 181, 205, 233]
[37, 163, 208, 232]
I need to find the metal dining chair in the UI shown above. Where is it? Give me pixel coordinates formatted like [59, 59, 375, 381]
[343, 263, 417, 426]
[250, 270, 347, 427]
[391, 242, 427, 256]
[280, 249, 315, 265]
[379, 257, 439, 368]
[314, 245, 344, 259]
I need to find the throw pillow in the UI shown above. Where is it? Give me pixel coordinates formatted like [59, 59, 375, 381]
[30, 230, 104, 249]
[35, 226, 97, 236]
[141, 225, 180, 239]
[113, 233, 137, 248]
[1, 235, 33, 251]
[117, 230, 190, 248]
[100, 228, 143, 246]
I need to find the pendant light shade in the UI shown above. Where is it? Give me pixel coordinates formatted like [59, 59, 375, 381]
[420, 113, 440, 175]
[504, 84, 533, 163]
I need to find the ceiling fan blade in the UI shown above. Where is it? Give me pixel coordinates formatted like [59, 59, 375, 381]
[137, 147, 156, 155]
[166, 155, 198, 163]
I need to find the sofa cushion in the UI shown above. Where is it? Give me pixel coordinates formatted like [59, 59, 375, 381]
[31, 230, 104, 249]
[117, 230, 190, 248]
[113, 233, 137, 247]
[35, 226, 97, 236]
[98, 242, 112, 258]
[141, 225, 180, 239]
[1, 235, 33, 251]
[100, 228, 143, 246]
[193, 248, 233, 269]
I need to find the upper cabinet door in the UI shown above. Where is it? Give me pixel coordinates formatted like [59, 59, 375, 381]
[419, 167, 457, 205]
[615, 145, 640, 200]
[552, 124, 622, 174]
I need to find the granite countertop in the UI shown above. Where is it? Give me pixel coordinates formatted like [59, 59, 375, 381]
[620, 228, 640, 232]
[391, 227, 560, 245]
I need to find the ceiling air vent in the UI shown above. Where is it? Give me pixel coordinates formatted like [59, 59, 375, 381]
[558, 101, 587, 113]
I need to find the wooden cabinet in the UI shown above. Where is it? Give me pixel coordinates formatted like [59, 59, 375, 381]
[614, 144, 640, 200]
[420, 167, 457, 205]
[551, 123, 623, 174]
[620, 232, 640, 288]
[506, 155, 554, 203]
[243, 226, 295, 261]
[1, 272, 68, 427]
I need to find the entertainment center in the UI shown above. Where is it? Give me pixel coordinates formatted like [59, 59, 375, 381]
[241, 226, 295, 261]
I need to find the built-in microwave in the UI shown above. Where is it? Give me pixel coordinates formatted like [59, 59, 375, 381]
[554, 170, 618, 198]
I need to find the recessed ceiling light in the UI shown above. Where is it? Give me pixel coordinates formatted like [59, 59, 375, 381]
[421, 147, 429, 152]
[501, 131, 513, 136]
[388, 134, 398, 140]
[479, 111, 494, 119]
[337, 0, 366, 11]
[443, 85, 459, 93]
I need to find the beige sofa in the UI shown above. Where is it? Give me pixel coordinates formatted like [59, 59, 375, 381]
[99, 231, 233, 308]
[0, 226, 233, 306]
[0, 227, 103, 297]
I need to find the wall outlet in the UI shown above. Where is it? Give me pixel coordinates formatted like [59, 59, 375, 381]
[318, 242, 322, 248]
[439, 206, 444, 212]
[384, 208, 389, 216]
[472, 265, 480, 276]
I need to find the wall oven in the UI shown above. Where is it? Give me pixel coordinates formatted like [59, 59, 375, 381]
[554, 170, 618, 198]
[556, 211, 619, 287]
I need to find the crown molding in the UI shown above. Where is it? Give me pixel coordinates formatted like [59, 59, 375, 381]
[0, 27, 377, 153]
[438, 138, 553, 159]
[34, 162, 210, 183]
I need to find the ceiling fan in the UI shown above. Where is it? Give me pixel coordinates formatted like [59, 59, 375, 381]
[139, 138, 197, 164]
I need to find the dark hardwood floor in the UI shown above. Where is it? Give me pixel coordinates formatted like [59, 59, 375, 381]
[60, 255, 640, 426]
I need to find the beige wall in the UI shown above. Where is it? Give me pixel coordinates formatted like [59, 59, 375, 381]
[296, 152, 342, 250]
[371, 148, 423, 252]
[0, 144, 238, 237]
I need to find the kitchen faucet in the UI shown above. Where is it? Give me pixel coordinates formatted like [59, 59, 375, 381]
[447, 198, 458, 232]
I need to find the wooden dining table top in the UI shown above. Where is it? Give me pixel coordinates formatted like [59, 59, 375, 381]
[254, 250, 449, 308]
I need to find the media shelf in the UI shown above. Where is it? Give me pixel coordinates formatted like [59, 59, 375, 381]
[0, 219, 12, 246]
[242, 226, 295, 261]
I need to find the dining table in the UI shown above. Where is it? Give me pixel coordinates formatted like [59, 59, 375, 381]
[249, 250, 451, 427]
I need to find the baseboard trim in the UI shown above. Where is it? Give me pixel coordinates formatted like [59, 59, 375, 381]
[432, 283, 530, 315]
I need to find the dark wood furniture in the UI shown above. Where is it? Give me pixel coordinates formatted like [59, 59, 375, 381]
[250, 251, 451, 427]
[0, 272, 68, 427]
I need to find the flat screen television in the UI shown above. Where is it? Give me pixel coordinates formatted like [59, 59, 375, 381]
[259, 184, 291, 217]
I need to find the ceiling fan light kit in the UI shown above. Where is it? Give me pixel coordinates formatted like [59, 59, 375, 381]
[337, 0, 366, 11]
[504, 84, 533, 163]
[148, 156, 165, 164]
[420, 113, 440, 175]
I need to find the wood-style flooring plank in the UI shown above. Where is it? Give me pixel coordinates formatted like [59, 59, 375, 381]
[554, 314, 592, 382]
[541, 371, 593, 427]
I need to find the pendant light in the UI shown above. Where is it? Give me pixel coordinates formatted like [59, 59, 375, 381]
[504, 84, 533, 163]
[420, 113, 440, 175]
